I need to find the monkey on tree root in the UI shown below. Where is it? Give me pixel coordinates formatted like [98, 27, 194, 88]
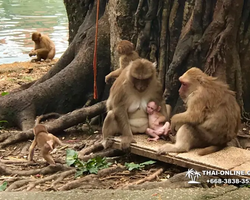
[105, 40, 140, 83]
[157, 67, 241, 156]
[28, 113, 62, 165]
[102, 58, 169, 150]
[29, 32, 56, 62]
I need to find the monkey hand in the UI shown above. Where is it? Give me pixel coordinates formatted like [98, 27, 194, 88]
[170, 115, 180, 134]
[121, 135, 136, 150]
[105, 75, 111, 84]
[29, 50, 37, 57]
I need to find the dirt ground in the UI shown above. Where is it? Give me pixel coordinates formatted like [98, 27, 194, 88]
[0, 60, 187, 192]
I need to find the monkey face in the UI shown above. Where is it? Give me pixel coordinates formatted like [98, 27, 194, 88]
[32, 32, 41, 41]
[132, 77, 151, 92]
[146, 102, 157, 114]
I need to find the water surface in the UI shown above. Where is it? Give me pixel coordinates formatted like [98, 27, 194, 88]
[0, 0, 68, 64]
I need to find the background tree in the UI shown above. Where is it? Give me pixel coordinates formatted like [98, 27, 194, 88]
[0, 0, 249, 147]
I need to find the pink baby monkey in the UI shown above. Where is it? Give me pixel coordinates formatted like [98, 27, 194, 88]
[146, 101, 170, 141]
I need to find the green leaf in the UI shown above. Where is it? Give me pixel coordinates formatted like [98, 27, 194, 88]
[125, 160, 156, 171]
[125, 162, 141, 171]
[66, 149, 78, 166]
[0, 182, 7, 191]
[140, 160, 156, 166]
[89, 167, 99, 174]
[1, 92, 9, 96]
[75, 169, 87, 178]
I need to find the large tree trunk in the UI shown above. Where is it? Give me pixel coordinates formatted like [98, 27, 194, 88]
[0, 0, 250, 134]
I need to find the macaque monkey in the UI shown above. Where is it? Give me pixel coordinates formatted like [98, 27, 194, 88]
[157, 67, 241, 156]
[146, 101, 170, 141]
[102, 59, 168, 150]
[105, 40, 139, 83]
[29, 32, 56, 62]
[28, 115, 62, 165]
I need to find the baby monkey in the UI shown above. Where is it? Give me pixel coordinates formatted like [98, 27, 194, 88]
[146, 101, 170, 141]
[105, 40, 139, 83]
[28, 124, 62, 165]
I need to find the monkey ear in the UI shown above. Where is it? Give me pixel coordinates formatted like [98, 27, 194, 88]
[152, 61, 157, 68]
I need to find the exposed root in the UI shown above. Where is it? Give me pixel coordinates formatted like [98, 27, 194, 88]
[0, 132, 11, 142]
[0, 162, 71, 176]
[134, 0, 145, 31]
[0, 101, 106, 148]
[78, 141, 104, 157]
[124, 167, 164, 189]
[79, 149, 122, 161]
[5, 179, 31, 192]
[59, 165, 126, 191]
[27, 173, 60, 191]
[51, 169, 76, 188]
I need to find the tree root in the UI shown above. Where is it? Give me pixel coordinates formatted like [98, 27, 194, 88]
[0, 162, 71, 176]
[27, 173, 60, 191]
[79, 149, 123, 161]
[78, 142, 104, 157]
[59, 165, 126, 191]
[5, 179, 32, 192]
[0, 101, 106, 148]
[124, 167, 164, 189]
[51, 169, 76, 188]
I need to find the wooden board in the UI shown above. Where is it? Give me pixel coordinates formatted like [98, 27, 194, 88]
[111, 134, 250, 179]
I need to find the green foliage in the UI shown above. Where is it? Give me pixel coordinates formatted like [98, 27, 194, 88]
[1, 91, 9, 96]
[0, 182, 7, 191]
[125, 160, 156, 171]
[66, 149, 111, 177]
[0, 120, 8, 129]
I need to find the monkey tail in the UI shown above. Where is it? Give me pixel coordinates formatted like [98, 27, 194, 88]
[35, 113, 61, 125]
[197, 145, 225, 156]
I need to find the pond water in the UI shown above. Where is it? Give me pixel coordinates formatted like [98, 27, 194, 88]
[0, 0, 69, 64]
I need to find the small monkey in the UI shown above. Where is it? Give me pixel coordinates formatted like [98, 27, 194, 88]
[28, 114, 62, 165]
[105, 40, 139, 83]
[29, 32, 55, 62]
[157, 67, 241, 156]
[146, 101, 170, 141]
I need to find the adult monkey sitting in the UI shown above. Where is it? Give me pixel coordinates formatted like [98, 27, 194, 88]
[29, 32, 56, 62]
[157, 67, 241, 156]
[102, 59, 169, 150]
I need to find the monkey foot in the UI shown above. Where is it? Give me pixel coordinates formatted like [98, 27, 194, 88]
[147, 137, 159, 142]
[156, 147, 168, 155]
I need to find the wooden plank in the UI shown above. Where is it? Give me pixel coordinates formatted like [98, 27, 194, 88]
[111, 134, 250, 179]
